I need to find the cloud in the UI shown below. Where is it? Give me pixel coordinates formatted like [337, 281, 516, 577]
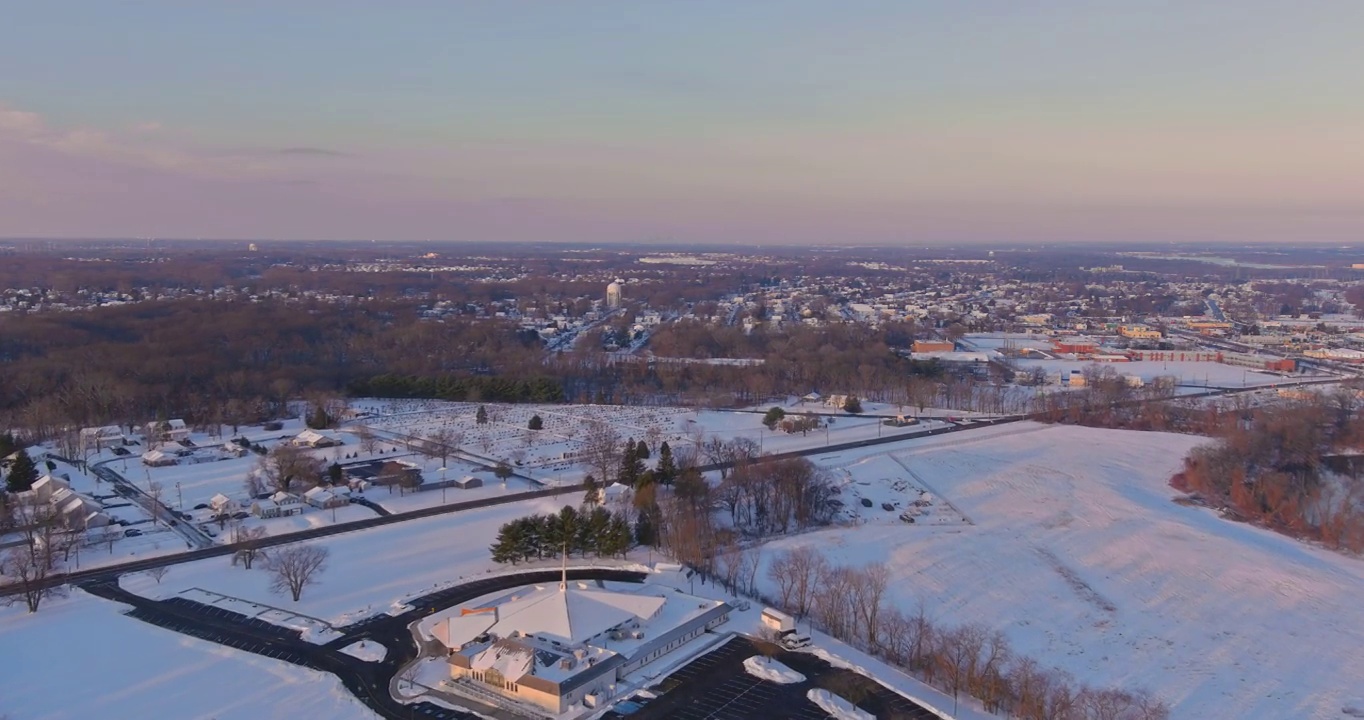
[277, 146, 349, 157]
[0, 101, 294, 181]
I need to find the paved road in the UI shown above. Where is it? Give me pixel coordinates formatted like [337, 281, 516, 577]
[84, 568, 648, 720]
[91, 459, 215, 549]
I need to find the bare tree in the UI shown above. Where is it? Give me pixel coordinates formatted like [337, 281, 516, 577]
[850, 562, 890, 650]
[1, 545, 64, 613]
[786, 546, 828, 620]
[357, 426, 379, 455]
[737, 545, 761, 596]
[147, 481, 165, 526]
[146, 565, 171, 585]
[582, 421, 622, 482]
[424, 427, 463, 466]
[267, 544, 329, 601]
[256, 444, 325, 493]
[231, 524, 269, 570]
[244, 470, 268, 498]
[767, 550, 798, 608]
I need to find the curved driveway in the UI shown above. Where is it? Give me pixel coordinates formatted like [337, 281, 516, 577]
[84, 567, 648, 720]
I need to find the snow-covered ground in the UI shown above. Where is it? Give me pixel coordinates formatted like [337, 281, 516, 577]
[120, 493, 589, 626]
[757, 422, 1364, 719]
[807, 688, 875, 720]
[742, 656, 805, 684]
[0, 591, 375, 720]
[340, 640, 387, 663]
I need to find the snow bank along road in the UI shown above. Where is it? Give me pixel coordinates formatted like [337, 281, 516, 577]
[3, 414, 1029, 597]
[82, 568, 648, 720]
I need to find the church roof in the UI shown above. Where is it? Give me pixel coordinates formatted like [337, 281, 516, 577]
[489, 584, 665, 646]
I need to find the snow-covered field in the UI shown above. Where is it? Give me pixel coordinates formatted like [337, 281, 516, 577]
[758, 422, 1364, 719]
[0, 591, 375, 720]
[121, 493, 589, 626]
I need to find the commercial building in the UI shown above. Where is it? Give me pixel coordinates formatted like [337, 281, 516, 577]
[431, 576, 730, 715]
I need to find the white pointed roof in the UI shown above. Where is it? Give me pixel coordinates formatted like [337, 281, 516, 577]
[489, 585, 666, 646]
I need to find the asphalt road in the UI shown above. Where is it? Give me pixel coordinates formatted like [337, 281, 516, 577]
[84, 568, 648, 720]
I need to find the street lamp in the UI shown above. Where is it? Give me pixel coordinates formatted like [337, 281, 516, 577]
[440, 466, 447, 504]
[176, 481, 183, 510]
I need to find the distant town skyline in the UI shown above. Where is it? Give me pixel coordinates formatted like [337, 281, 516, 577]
[3, 2, 1362, 244]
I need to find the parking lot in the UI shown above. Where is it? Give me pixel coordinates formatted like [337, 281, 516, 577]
[606, 635, 940, 720]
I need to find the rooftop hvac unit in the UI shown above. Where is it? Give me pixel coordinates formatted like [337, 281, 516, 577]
[633, 631, 645, 640]
[559, 658, 576, 670]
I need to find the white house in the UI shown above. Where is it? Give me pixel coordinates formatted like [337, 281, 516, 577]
[30, 474, 70, 503]
[79, 425, 125, 452]
[209, 493, 238, 514]
[250, 499, 281, 519]
[453, 475, 483, 490]
[141, 449, 177, 467]
[292, 429, 342, 448]
[602, 482, 631, 504]
[145, 419, 190, 443]
[303, 486, 345, 509]
[269, 491, 303, 516]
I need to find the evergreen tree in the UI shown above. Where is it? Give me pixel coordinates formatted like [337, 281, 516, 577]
[528, 414, 543, 431]
[494, 461, 514, 483]
[306, 405, 332, 429]
[762, 406, 786, 429]
[584, 507, 612, 557]
[674, 467, 708, 507]
[490, 521, 522, 564]
[327, 462, 344, 486]
[634, 505, 659, 547]
[843, 395, 863, 414]
[583, 474, 600, 506]
[634, 441, 650, 461]
[602, 512, 634, 558]
[476, 405, 489, 425]
[656, 442, 677, 485]
[6, 448, 38, 493]
[547, 505, 581, 556]
[618, 439, 644, 486]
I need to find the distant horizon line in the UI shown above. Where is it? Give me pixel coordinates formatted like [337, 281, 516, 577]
[0, 237, 1354, 251]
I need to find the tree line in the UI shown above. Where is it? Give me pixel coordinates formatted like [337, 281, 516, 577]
[1174, 393, 1364, 553]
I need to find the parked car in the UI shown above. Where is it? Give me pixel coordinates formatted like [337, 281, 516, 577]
[231, 511, 250, 520]
[124, 528, 142, 537]
[194, 503, 209, 510]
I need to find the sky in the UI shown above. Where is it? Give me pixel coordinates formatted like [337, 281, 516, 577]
[2, 1, 1363, 245]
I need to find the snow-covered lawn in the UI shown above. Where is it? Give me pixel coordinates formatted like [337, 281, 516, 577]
[340, 640, 387, 663]
[0, 591, 375, 720]
[742, 655, 805, 684]
[758, 422, 1364, 719]
[120, 493, 589, 626]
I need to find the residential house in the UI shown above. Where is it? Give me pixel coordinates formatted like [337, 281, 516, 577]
[293, 429, 342, 448]
[303, 486, 346, 509]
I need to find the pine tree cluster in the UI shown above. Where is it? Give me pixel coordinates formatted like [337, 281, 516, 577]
[490, 505, 634, 564]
